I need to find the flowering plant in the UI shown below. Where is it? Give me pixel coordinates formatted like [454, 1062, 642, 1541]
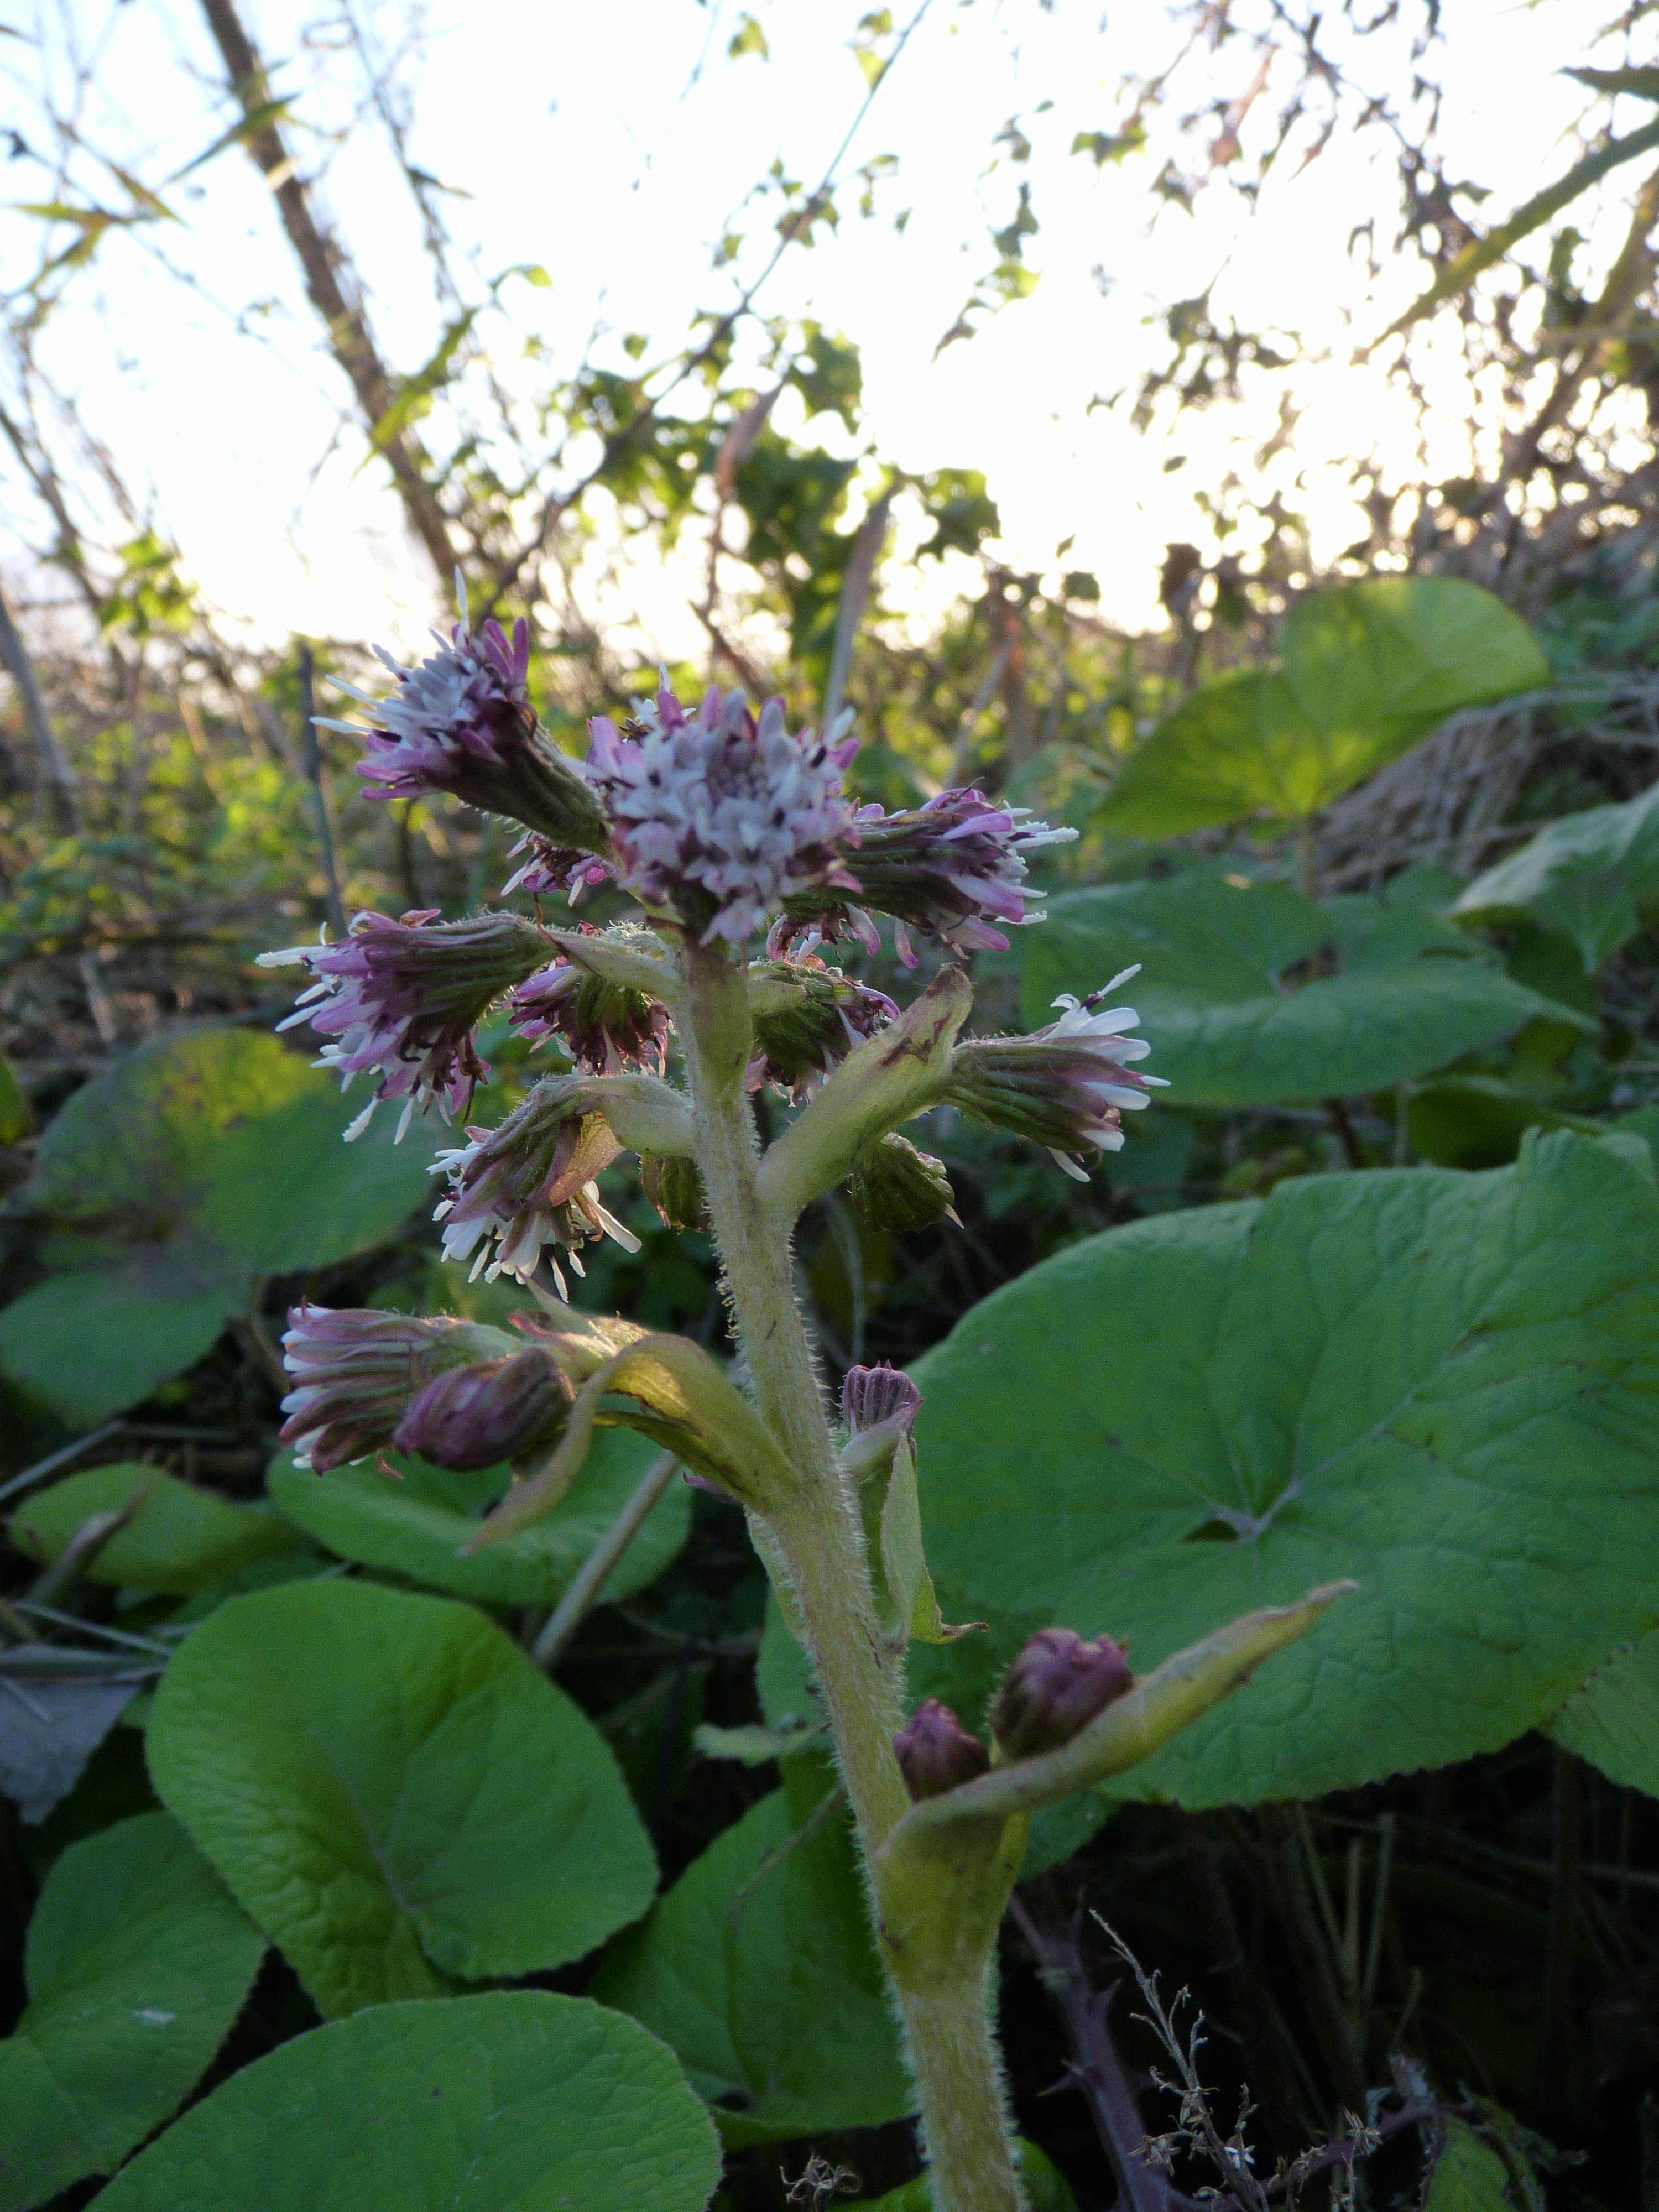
[268, 609, 1349, 2212]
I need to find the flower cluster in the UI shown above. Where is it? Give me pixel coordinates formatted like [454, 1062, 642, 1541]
[582, 684, 860, 942]
[943, 969, 1166, 1180]
[772, 788, 1077, 966]
[259, 907, 551, 1139]
[327, 599, 609, 855]
[279, 1303, 509, 1472]
[893, 1698, 990, 1802]
[990, 1626, 1134, 1760]
[502, 835, 614, 905]
[508, 937, 671, 1077]
[432, 1079, 641, 1293]
[392, 1345, 566, 1471]
[745, 954, 898, 1104]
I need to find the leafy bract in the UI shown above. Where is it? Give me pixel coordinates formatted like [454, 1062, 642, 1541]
[92, 1991, 721, 2212]
[1098, 580, 1547, 834]
[594, 1762, 912, 2142]
[267, 1425, 689, 1606]
[0, 1029, 442, 1422]
[910, 1131, 1659, 1804]
[0, 1812, 263, 2211]
[1453, 782, 1659, 971]
[9, 1463, 298, 1592]
[1021, 870, 1576, 1105]
[147, 1578, 656, 2016]
[1546, 1629, 1659, 1799]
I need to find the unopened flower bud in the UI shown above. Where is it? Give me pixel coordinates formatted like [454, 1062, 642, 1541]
[842, 1361, 922, 1438]
[745, 955, 898, 1104]
[990, 1627, 1134, 1761]
[392, 1345, 565, 1470]
[894, 1699, 991, 1801]
[278, 1304, 513, 1472]
[846, 1131, 956, 1231]
[641, 1151, 707, 1230]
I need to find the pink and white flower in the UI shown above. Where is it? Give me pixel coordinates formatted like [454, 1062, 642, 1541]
[432, 1080, 642, 1294]
[278, 1303, 510, 1472]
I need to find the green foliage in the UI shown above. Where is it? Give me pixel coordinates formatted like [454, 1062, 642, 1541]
[594, 1759, 913, 2141]
[1099, 581, 1548, 833]
[91, 1991, 722, 2212]
[0, 1053, 28, 1143]
[8, 1463, 299, 1592]
[910, 1131, 1659, 1804]
[1454, 781, 1659, 971]
[266, 1426, 689, 1606]
[0, 1029, 442, 1421]
[147, 1579, 657, 2017]
[863, 2140, 1077, 2210]
[1022, 868, 1578, 1105]
[1420, 2119, 1519, 2211]
[1547, 1628, 1659, 1798]
[0, 1813, 263, 2211]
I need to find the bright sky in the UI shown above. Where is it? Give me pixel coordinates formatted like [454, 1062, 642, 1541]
[0, 0, 1626, 655]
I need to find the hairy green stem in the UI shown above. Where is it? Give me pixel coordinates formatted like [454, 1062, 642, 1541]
[677, 933, 1025, 2212]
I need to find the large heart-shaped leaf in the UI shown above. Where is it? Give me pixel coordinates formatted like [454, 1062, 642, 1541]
[0, 1029, 443, 1422]
[907, 1131, 1659, 1804]
[1019, 870, 1578, 1105]
[91, 1991, 721, 2212]
[0, 1812, 263, 2211]
[1098, 579, 1547, 834]
[147, 1579, 657, 2016]
[267, 1427, 689, 1606]
[1546, 1629, 1659, 1798]
[1454, 782, 1659, 971]
[594, 1760, 912, 2142]
[9, 1463, 299, 1593]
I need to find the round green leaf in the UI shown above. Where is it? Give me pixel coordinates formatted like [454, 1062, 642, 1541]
[267, 1425, 689, 1607]
[0, 1266, 238, 1427]
[1021, 870, 1578, 1105]
[910, 1130, 1659, 1804]
[91, 1991, 721, 2212]
[147, 1579, 657, 2016]
[0, 1812, 263, 2211]
[1454, 781, 1659, 972]
[1546, 1629, 1659, 1798]
[9, 1464, 299, 1593]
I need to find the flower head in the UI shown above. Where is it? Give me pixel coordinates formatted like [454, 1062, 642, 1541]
[392, 1345, 566, 1471]
[990, 1626, 1134, 1761]
[502, 834, 614, 905]
[432, 1078, 641, 1293]
[745, 954, 898, 1104]
[326, 591, 609, 853]
[259, 907, 551, 1140]
[773, 787, 1077, 966]
[846, 1132, 956, 1232]
[582, 683, 860, 942]
[894, 1698, 991, 1802]
[508, 936, 671, 1077]
[278, 1303, 510, 1472]
[942, 967, 1167, 1180]
[842, 1361, 922, 1439]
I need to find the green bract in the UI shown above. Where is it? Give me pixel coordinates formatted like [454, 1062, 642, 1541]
[147, 1579, 656, 2016]
[0, 1813, 263, 2212]
[0, 1029, 443, 1422]
[91, 1992, 721, 2212]
[910, 1130, 1659, 1803]
[9, 1463, 299, 1592]
[1021, 869, 1579, 1105]
[1098, 578, 1548, 834]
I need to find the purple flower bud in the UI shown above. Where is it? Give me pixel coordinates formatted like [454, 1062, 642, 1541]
[392, 1345, 566, 1471]
[508, 937, 671, 1077]
[502, 835, 614, 905]
[640, 1151, 707, 1230]
[990, 1627, 1134, 1761]
[582, 684, 861, 943]
[847, 1132, 955, 1232]
[258, 907, 552, 1141]
[279, 1304, 510, 1472]
[842, 1361, 921, 1438]
[432, 1077, 642, 1293]
[745, 954, 898, 1104]
[324, 600, 611, 854]
[774, 787, 1076, 964]
[942, 970, 1168, 1180]
[894, 1699, 991, 1801]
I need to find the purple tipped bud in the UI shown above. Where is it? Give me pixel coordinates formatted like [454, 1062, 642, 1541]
[278, 1304, 513, 1472]
[744, 954, 898, 1105]
[392, 1345, 566, 1470]
[847, 1132, 955, 1232]
[507, 936, 671, 1076]
[842, 1361, 922, 1438]
[894, 1699, 991, 1801]
[990, 1627, 1135, 1760]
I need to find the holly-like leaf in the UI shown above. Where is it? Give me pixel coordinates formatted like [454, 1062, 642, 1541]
[90, 1991, 721, 2212]
[1098, 580, 1546, 833]
[1021, 868, 1579, 1105]
[9, 1463, 299, 1593]
[908, 1131, 1659, 1804]
[1454, 781, 1659, 972]
[1546, 1628, 1659, 1799]
[147, 1579, 656, 2016]
[0, 1813, 263, 2211]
